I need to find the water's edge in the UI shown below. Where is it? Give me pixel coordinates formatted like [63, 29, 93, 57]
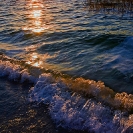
[1, 54, 133, 132]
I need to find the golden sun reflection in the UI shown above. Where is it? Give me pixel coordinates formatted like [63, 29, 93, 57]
[29, 0, 44, 8]
[33, 61, 43, 67]
[32, 54, 37, 59]
[32, 10, 41, 18]
[34, 20, 41, 26]
[26, 52, 56, 68]
[32, 28, 44, 33]
[23, 0, 49, 33]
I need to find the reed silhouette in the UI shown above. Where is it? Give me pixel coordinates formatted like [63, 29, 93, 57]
[86, 0, 133, 15]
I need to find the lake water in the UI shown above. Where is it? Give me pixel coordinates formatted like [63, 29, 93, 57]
[0, 0, 133, 132]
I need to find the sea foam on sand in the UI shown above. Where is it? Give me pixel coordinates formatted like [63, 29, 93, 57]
[1, 59, 133, 133]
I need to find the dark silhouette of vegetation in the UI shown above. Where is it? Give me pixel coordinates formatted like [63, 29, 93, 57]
[85, 0, 133, 15]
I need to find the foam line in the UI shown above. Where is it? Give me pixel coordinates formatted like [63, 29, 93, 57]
[1, 59, 133, 132]
[29, 73, 133, 133]
[0, 60, 36, 83]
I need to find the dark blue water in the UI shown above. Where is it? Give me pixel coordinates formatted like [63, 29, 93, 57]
[1, 0, 133, 132]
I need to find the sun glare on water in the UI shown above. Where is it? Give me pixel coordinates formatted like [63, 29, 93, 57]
[23, 0, 49, 33]
[25, 52, 56, 68]
[32, 10, 41, 18]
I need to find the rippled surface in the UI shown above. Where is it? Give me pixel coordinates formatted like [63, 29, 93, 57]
[0, 0, 133, 93]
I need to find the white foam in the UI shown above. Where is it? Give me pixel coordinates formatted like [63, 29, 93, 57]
[29, 73, 133, 133]
[0, 60, 37, 83]
[1, 59, 133, 132]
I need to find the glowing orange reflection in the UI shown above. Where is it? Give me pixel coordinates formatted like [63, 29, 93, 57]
[32, 10, 41, 18]
[29, 0, 44, 8]
[33, 61, 43, 67]
[26, 52, 56, 68]
[23, 0, 49, 33]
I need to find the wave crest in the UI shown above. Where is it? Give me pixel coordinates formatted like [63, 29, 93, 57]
[1, 57, 133, 132]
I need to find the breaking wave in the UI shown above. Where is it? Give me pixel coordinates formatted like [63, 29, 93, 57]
[1, 54, 133, 132]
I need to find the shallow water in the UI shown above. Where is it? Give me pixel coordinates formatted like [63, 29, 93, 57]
[0, 0, 133, 132]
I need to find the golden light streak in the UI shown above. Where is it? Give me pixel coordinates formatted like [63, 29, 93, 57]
[32, 10, 41, 18]
[25, 52, 56, 67]
[33, 61, 43, 67]
[32, 28, 44, 33]
[23, 0, 47, 33]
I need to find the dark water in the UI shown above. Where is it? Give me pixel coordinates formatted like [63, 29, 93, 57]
[1, 0, 133, 132]
[0, 78, 54, 133]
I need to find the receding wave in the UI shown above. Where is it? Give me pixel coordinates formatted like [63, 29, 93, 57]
[1, 54, 133, 132]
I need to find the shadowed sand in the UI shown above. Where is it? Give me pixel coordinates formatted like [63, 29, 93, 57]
[0, 78, 87, 133]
